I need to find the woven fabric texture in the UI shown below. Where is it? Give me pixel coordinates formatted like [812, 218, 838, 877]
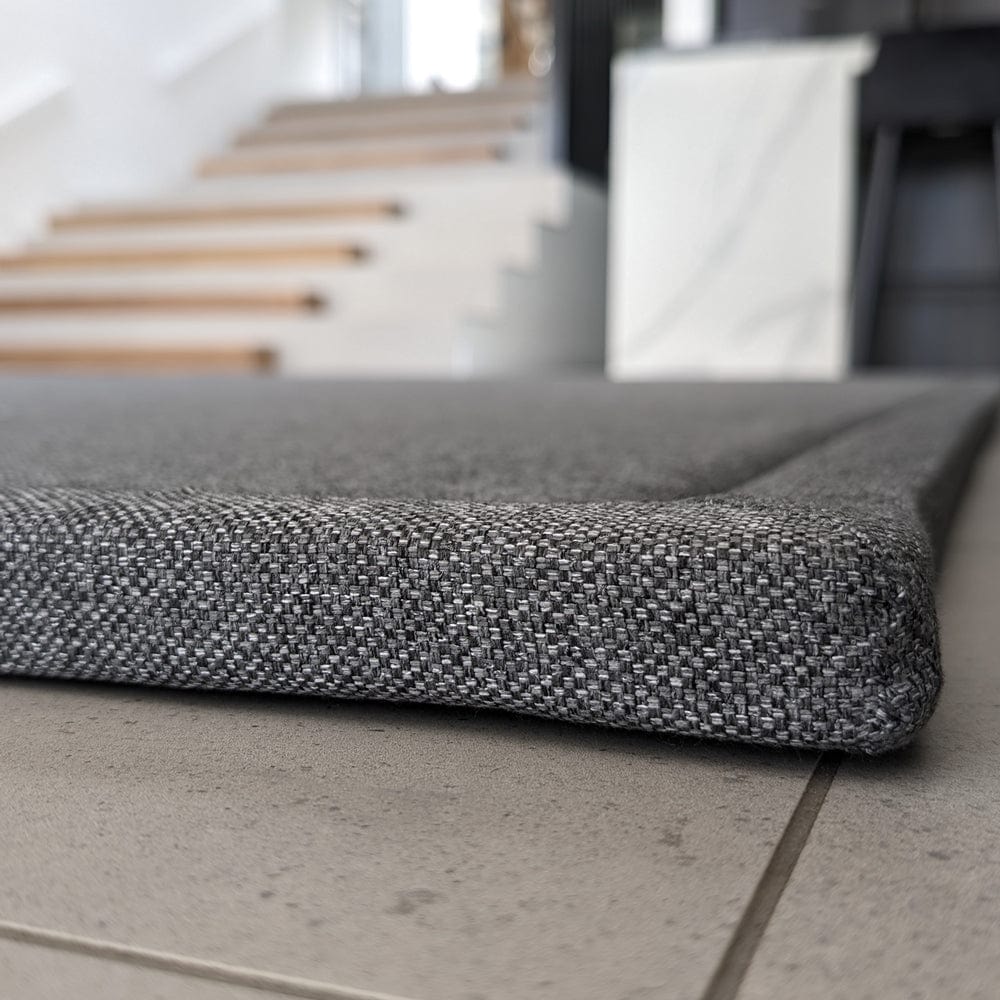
[0, 376, 994, 754]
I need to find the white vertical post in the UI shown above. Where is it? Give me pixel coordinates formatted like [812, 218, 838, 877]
[361, 0, 407, 93]
[330, 0, 364, 96]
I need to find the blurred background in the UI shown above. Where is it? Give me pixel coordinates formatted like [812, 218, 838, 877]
[1, 0, 999, 379]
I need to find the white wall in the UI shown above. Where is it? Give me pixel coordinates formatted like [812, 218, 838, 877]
[0, 0, 283, 247]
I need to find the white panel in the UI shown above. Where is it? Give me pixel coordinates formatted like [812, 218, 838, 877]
[608, 38, 875, 381]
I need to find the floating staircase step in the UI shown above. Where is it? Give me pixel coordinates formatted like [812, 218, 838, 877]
[0, 346, 275, 372]
[270, 83, 540, 122]
[199, 141, 504, 178]
[51, 199, 401, 231]
[238, 108, 531, 147]
[0, 290, 325, 314]
[0, 243, 366, 271]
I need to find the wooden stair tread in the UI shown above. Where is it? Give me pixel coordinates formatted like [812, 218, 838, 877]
[199, 142, 503, 178]
[271, 85, 540, 122]
[0, 346, 275, 372]
[0, 290, 325, 313]
[0, 243, 366, 271]
[239, 110, 531, 146]
[52, 200, 402, 230]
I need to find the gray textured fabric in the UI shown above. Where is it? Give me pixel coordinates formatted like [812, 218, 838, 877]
[0, 375, 994, 754]
[0, 376, 934, 500]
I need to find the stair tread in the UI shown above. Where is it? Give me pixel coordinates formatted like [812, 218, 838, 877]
[0, 243, 367, 271]
[200, 141, 504, 178]
[271, 83, 541, 121]
[240, 110, 532, 146]
[0, 290, 325, 313]
[0, 345, 276, 372]
[52, 199, 402, 230]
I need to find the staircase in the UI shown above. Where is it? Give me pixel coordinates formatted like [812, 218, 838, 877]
[0, 79, 583, 376]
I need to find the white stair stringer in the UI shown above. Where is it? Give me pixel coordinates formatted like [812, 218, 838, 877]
[463, 172, 608, 376]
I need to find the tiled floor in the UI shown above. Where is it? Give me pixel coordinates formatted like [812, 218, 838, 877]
[0, 940, 279, 1000]
[2, 434, 998, 1000]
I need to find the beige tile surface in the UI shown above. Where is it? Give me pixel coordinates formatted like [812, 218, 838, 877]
[739, 433, 1000, 1000]
[0, 680, 815, 1000]
[0, 938, 291, 1000]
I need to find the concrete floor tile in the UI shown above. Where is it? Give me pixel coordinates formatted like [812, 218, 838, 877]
[738, 433, 1000, 1000]
[0, 681, 814, 1000]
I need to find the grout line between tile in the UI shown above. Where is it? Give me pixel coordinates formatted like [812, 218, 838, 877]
[0, 919, 419, 1000]
[699, 752, 841, 1000]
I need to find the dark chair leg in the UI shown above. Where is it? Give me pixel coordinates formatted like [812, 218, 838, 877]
[851, 126, 902, 368]
[992, 122, 1000, 242]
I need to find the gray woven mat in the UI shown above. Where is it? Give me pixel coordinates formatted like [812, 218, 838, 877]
[0, 375, 994, 753]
